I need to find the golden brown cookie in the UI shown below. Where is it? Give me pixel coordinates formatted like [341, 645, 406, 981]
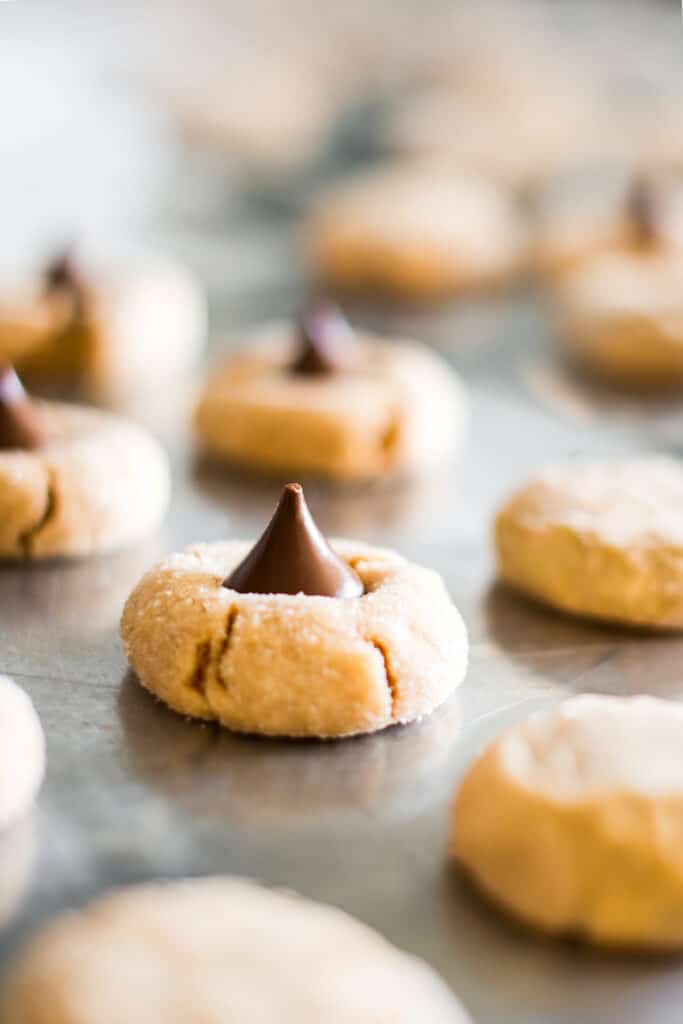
[194, 314, 467, 481]
[452, 694, 683, 949]
[306, 165, 527, 298]
[0, 253, 205, 396]
[0, 381, 170, 559]
[495, 457, 683, 628]
[122, 485, 467, 738]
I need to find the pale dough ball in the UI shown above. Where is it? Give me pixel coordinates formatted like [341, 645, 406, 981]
[554, 251, 683, 386]
[0, 676, 45, 830]
[306, 165, 528, 298]
[495, 457, 683, 628]
[194, 324, 467, 481]
[0, 259, 206, 395]
[452, 694, 683, 949]
[121, 540, 468, 739]
[0, 877, 471, 1023]
[0, 403, 170, 559]
[385, 87, 603, 192]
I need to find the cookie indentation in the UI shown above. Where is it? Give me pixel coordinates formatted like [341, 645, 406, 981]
[369, 637, 397, 718]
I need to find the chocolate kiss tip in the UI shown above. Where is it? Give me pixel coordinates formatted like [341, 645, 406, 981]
[0, 366, 46, 451]
[291, 302, 357, 375]
[223, 482, 364, 598]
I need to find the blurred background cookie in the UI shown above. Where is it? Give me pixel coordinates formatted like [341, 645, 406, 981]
[195, 306, 467, 481]
[0, 249, 206, 399]
[306, 164, 528, 299]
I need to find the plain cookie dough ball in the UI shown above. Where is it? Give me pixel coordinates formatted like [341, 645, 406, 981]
[0, 251, 206, 396]
[0, 371, 170, 558]
[0, 877, 470, 1024]
[495, 457, 683, 629]
[306, 165, 528, 299]
[452, 694, 683, 949]
[121, 484, 468, 738]
[0, 676, 45, 829]
[168, 44, 339, 175]
[385, 85, 603, 193]
[194, 310, 467, 481]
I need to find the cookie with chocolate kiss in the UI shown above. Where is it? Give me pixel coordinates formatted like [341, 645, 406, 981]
[122, 484, 468, 738]
[0, 250, 205, 395]
[194, 310, 467, 481]
[0, 373, 169, 559]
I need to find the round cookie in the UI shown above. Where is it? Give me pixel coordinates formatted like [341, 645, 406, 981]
[0, 251, 206, 396]
[194, 309, 467, 481]
[536, 172, 683, 279]
[385, 86, 602, 193]
[0, 676, 45, 829]
[306, 165, 527, 299]
[554, 249, 683, 387]
[495, 457, 683, 629]
[121, 484, 468, 738]
[0, 877, 470, 1023]
[452, 694, 683, 949]
[0, 369, 170, 558]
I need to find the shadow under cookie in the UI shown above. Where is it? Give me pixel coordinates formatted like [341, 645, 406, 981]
[118, 672, 463, 824]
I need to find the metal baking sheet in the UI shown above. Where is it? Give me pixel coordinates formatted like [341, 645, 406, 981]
[1, 270, 682, 1024]
[3, 0, 683, 1015]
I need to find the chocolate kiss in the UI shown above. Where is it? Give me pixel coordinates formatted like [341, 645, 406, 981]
[44, 248, 87, 316]
[223, 483, 364, 598]
[0, 367, 47, 450]
[291, 302, 358, 375]
[626, 174, 664, 245]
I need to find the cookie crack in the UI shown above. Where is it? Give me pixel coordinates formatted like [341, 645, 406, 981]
[369, 637, 398, 719]
[18, 470, 58, 558]
[188, 640, 212, 697]
[215, 607, 238, 688]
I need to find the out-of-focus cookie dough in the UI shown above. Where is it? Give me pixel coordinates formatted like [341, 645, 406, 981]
[495, 457, 683, 628]
[0, 676, 44, 830]
[452, 694, 683, 949]
[0, 877, 471, 1023]
[194, 320, 467, 480]
[306, 165, 528, 298]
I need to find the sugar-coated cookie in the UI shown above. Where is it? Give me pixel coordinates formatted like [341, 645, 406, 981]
[122, 484, 467, 738]
[0, 877, 470, 1023]
[306, 165, 527, 298]
[0, 251, 206, 395]
[452, 694, 683, 949]
[495, 457, 683, 628]
[194, 308, 467, 481]
[0, 676, 44, 830]
[0, 368, 170, 558]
